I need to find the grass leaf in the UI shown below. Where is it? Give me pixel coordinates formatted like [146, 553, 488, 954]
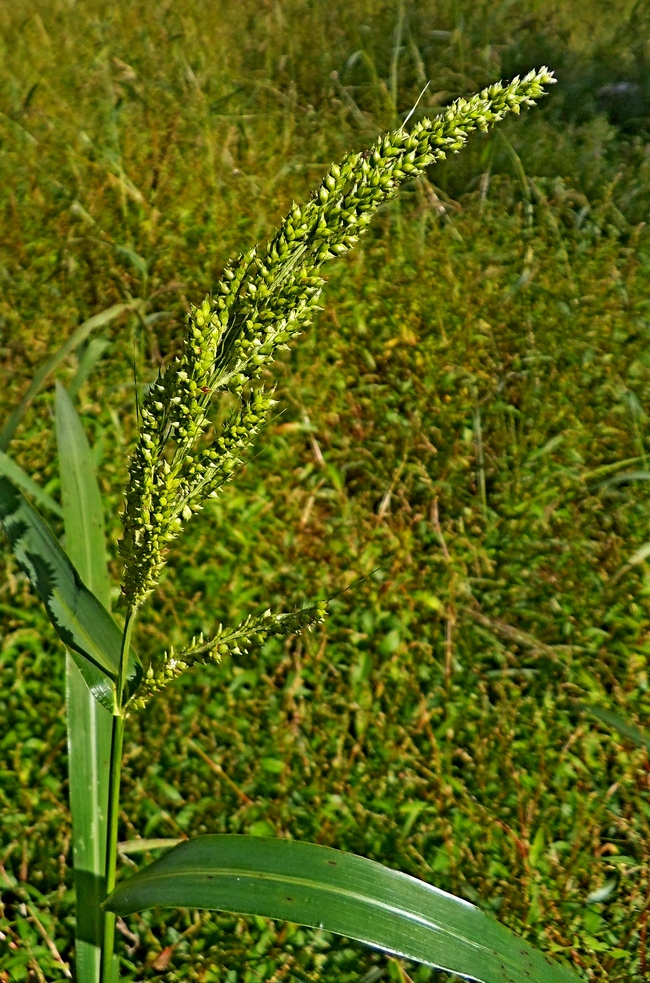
[0, 303, 134, 453]
[582, 704, 650, 752]
[0, 449, 63, 517]
[68, 338, 112, 402]
[0, 475, 141, 711]
[56, 381, 114, 981]
[55, 381, 111, 607]
[104, 834, 579, 983]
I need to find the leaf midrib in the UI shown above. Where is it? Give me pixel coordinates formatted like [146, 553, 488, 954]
[115, 866, 508, 957]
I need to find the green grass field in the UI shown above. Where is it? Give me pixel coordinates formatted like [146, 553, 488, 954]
[2, 1, 650, 979]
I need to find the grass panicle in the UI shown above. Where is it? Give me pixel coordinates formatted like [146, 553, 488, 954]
[118, 68, 555, 608]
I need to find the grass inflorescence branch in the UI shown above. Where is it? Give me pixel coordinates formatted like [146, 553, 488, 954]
[119, 68, 555, 610]
[129, 603, 328, 709]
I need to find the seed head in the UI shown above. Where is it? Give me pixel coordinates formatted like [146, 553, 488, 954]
[118, 69, 555, 607]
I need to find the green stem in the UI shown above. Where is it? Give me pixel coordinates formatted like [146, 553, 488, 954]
[100, 604, 136, 983]
[100, 713, 124, 983]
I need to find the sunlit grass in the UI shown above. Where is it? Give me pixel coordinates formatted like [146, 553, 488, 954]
[1, 1, 650, 980]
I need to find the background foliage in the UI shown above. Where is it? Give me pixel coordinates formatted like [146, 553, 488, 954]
[1, 0, 650, 980]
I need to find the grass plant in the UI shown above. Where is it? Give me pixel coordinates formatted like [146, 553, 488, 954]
[2, 2, 650, 981]
[1, 63, 578, 983]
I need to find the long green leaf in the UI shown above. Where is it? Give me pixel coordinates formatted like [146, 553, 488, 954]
[0, 475, 141, 711]
[56, 381, 114, 983]
[68, 338, 112, 402]
[0, 302, 134, 452]
[582, 704, 650, 752]
[55, 381, 111, 606]
[104, 835, 578, 983]
[0, 448, 63, 517]
[600, 469, 650, 489]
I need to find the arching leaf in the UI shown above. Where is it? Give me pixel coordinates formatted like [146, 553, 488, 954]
[0, 475, 141, 711]
[104, 835, 578, 983]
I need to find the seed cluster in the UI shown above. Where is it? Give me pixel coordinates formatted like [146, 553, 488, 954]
[128, 603, 328, 709]
[119, 69, 555, 608]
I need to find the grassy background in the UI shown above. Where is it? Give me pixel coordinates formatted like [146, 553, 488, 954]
[2, 0, 650, 980]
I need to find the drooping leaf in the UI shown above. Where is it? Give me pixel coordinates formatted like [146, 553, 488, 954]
[66, 650, 115, 714]
[0, 475, 141, 711]
[0, 449, 63, 517]
[582, 703, 650, 752]
[0, 302, 134, 452]
[581, 455, 642, 482]
[56, 381, 114, 983]
[600, 469, 650, 489]
[104, 835, 578, 983]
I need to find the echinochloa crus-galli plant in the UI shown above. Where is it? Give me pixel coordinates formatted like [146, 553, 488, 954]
[107, 66, 564, 979]
[0, 69, 583, 983]
[118, 68, 557, 713]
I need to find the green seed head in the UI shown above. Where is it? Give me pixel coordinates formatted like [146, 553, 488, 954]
[118, 68, 554, 608]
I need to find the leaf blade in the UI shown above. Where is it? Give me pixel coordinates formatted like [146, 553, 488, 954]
[66, 656, 111, 979]
[582, 704, 650, 752]
[0, 302, 133, 452]
[0, 475, 141, 710]
[104, 835, 578, 983]
[0, 448, 63, 517]
[68, 338, 112, 403]
[56, 381, 114, 982]
[55, 381, 111, 607]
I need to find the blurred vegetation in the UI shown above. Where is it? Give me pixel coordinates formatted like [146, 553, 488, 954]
[1, 0, 650, 980]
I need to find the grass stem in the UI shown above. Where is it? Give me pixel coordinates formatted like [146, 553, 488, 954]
[100, 605, 137, 983]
